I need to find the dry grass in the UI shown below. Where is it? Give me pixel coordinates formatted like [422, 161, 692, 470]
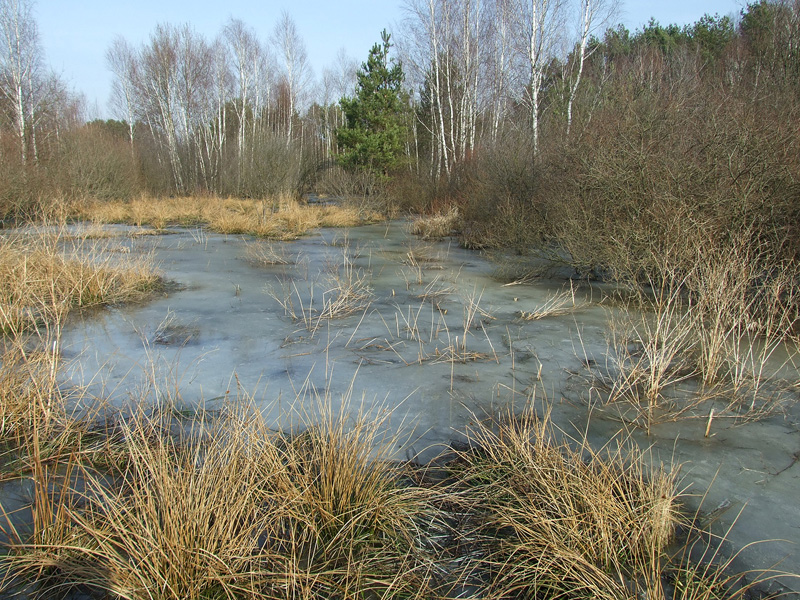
[0, 224, 161, 472]
[75, 194, 381, 239]
[583, 241, 800, 430]
[597, 281, 699, 433]
[517, 281, 586, 320]
[408, 207, 460, 239]
[0, 375, 791, 599]
[0, 227, 161, 336]
[415, 275, 455, 303]
[244, 240, 292, 266]
[0, 211, 795, 599]
[0, 393, 438, 600]
[268, 247, 374, 334]
[687, 240, 800, 402]
[448, 404, 680, 600]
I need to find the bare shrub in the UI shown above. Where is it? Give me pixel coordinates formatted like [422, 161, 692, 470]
[58, 123, 142, 201]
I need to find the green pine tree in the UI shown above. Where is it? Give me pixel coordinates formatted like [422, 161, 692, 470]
[336, 30, 408, 177]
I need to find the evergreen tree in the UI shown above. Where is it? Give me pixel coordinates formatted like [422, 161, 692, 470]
[337, 30, 408, 177]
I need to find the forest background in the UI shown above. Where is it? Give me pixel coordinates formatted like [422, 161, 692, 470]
[1, 0, 799, 283]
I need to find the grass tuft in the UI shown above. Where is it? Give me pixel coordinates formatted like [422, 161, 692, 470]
[448, 404, 679, 599]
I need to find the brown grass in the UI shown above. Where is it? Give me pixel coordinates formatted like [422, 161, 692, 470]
[517, 281, 586, 321]
[0, 225, 161, 468]
[244, 240, 292, 266]
[0, 374, 792, 599]
[0, 227, 161, 336]
[408, 207, 460, 240]
[449, 405, 680, 599]
[0, 211, 795, 599]
[74, 194, 382, 239]
[268, 246, 374, 334]
[1, 394, 438, 600]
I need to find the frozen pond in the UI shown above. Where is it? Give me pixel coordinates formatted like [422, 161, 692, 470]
[54, 221, 800, 595]
[60, 222, 610, 453]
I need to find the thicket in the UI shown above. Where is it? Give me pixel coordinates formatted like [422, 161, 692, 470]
[450, 2, 800, 279]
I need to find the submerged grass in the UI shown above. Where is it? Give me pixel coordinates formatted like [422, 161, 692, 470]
[1, 219, 797, 599]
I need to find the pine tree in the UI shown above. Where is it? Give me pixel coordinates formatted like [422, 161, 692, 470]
[337, 30, 408, 177]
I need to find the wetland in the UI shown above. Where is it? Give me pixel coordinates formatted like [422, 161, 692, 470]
[2, 218, 798, 599]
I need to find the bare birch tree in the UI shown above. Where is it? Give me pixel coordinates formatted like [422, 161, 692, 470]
[137, 24, 184, 191]
[566, 0, 617, 136]
[400, 0, 450, 176]
[223, 18, 267, 189]
[0, 0, 42, 163]
[106, 36, 139, 151]
[271, 11, 311, 146]
[486, 0, 515, 142]
[514, 0, 566, 155]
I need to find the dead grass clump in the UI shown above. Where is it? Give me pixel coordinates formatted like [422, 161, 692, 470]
[77, 195, 380, 239]
[1, 396, 437, 600]
[0, 343, 65, 456]
[318, 254, 374, 321]
[517, 281, 586, 320]
[688, 240, 800, 393]
[261, 397, 437, 599]
[450, 406, 679, 599]
[416, 275, 455, 303]
[408, 207, 460, 239]
[0, 228, 161, 334]
[1, 407, 281, 600]
[244, 240, 291, 266]
[585, 239, 800, 430]
[269, 249, 374, 334]
[594, 279, 699, 433]
[0, 225, 161, 464]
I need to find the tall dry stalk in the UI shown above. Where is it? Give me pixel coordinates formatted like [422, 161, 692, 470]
[688, 238, 799, 415]
[268, 245, 373, 335]
[602, 276, 698, 433]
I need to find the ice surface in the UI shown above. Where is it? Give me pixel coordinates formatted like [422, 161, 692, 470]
[49, 221, 800, 595]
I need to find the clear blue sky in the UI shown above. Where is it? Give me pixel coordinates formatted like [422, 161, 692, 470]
[35, 0, 745, 119]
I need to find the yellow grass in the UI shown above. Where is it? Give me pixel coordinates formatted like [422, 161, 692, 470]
[451, 405, 680, 599]
[74, 194, 382, 239]
[0, 228, 161, 336]
[408, 207, 460, 239]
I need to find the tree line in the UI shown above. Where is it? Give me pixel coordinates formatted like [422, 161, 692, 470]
[1, 0, 799, 256]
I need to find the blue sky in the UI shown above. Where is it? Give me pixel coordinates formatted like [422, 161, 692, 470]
[35, 0, 745, 119]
